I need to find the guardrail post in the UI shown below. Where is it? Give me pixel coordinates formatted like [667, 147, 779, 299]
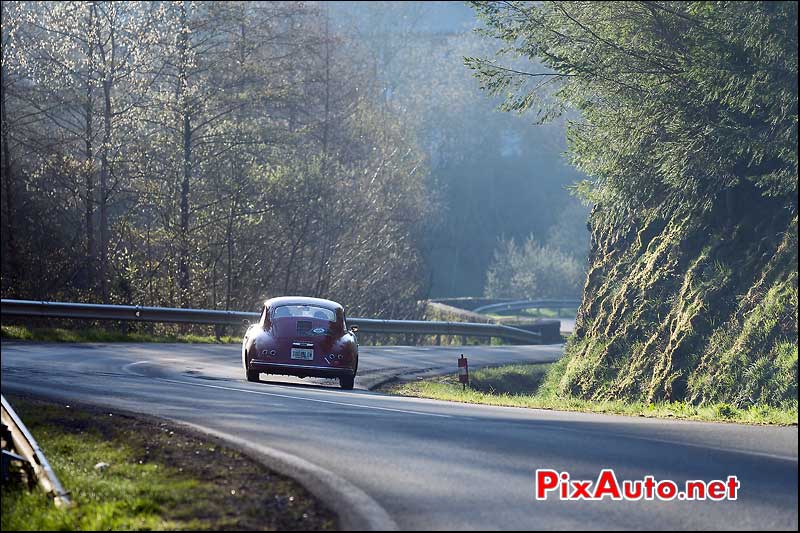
[1, 395, 72, 507]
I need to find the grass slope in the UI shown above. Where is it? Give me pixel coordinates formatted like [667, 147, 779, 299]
[1, 325, 239, 344]
[387, 363, 797, 426]
[1, 396, 336, 530]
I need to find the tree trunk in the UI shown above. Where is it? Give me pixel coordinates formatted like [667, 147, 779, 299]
[179, 111, 191, 303]
[1, 61, 19, 286]
[99, 75, 112, 302]
[313, 9, 333, 296]
[177, 1, 192, 306]
[225, 198, 235, 311]
[84, 4, 96, 292]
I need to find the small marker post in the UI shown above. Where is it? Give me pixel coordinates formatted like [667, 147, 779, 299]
[458, 354, 469, 390]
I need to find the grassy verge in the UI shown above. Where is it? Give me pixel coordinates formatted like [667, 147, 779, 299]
[1, 395, 336, 531]
[384, 363, 798, 426]
[1, 324, 503, 347]
[1, 325, 239, 344]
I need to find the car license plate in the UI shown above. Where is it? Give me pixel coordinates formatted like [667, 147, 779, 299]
[290, 348, 314, 360]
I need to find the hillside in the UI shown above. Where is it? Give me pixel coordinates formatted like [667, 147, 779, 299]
[563, 185, 797, 407]
[471, 1, 798, 410]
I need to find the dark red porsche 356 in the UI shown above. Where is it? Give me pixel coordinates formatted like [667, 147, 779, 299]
[241, 297, 359, 389]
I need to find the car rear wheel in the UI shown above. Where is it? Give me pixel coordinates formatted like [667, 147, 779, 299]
[339, 375, 354, 390]
[246, 368, 260, 382]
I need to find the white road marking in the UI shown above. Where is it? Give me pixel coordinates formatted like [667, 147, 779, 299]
[116, 356, 798, 461]
[617, 432, 798, 463]
[121, 360, 151, 376]
[418, 403, 799, 463]
[157, 377, 455, 419]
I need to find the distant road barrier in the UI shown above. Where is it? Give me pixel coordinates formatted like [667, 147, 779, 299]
[348, 318, 540, 344]
[1, 299, 542, 344]
[428, 297, 516, 311]
[471, 299, 581, 315]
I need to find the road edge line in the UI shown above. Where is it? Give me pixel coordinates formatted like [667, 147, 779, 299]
[0, 385, 398, 531]
[172, 420, 399, 531]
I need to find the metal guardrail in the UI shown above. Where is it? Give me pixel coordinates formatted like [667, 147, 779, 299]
[1, 299, 542, 344]
[428, 297, 515, 309]
[1, 395, 72, 507]
[349, 318, 540, 344]
[472, 299, 581, 315]
[0, 299, 258, 325]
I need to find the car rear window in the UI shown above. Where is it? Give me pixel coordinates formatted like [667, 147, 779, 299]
[272, 305, 336, 322]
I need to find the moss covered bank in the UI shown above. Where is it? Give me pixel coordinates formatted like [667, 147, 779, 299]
[554, 186, 797, 409]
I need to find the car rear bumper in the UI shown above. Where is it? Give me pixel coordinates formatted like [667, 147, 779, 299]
[249, 360, 355, 379]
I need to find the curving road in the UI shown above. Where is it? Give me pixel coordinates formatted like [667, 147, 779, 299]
[1, 341, 797, 530]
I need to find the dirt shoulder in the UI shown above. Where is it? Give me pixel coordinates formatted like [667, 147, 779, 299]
[1, 393, 337, 530]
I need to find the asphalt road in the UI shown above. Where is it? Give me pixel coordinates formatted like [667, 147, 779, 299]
[1, 341, 797, 530]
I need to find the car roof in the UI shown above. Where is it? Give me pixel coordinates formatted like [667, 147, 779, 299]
[264, 296, 343, 312]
